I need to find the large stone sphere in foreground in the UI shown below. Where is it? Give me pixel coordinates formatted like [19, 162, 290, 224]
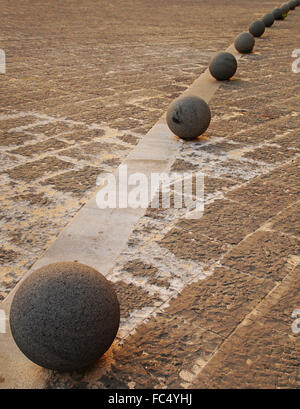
[209, 52, 238, 81]
[272, 7, 284, 19]
[10, 262, 120, 372]
[234, 32, 255, 54]
[166, 95, 211, 140]
[262, 13, 275, 27]
[249, 20, 265, 37]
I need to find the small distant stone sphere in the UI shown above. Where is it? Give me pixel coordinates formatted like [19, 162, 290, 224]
[10, 262, 120, 372]
[288, 0, 296, 9]
[209, 52, 237, 81]
[234, 32, 255, 54]
[281, 3, 290, 15]
[166, 96, 211, 140]
[262, 13, 275, 27]
[272, 7, 284, 19]
[249, 20, 265, 37]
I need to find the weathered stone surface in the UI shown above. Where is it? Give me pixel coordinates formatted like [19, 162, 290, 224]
[243, 144, 296, 163]
[5, 156, 73, 182]
[249, 20, 265, 37]
[281, 3, 290, 16]
[222, 230, 300, 282]
[112, 280, 161, 319]
[176, 199, 266, 245]
[262, 13, 275, 27]
[234, 32, 255, 53]
[271, 203, 300, 237]
[10, 262, 120, 372]
[272, 7, 284, 20]
[193, 266, 300, 388]
[227, 179, 299, 220]
[166, 96, 211, 140]
[209, 52, 237, 81]
[159, 226, 229, 263]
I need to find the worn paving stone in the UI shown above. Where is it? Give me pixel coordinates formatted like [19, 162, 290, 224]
[204, 176, 240, 196]
[25, 122, 86, 137]
[0, 247, 20, 264]
[243, 144, 297, 163]
[227, 179, 299, 220]
[0, 116, 38, 130]
[9, 138, 70, 157]
[91, 315, 222, 389]
[259, 157, 300, 187]
[122, 260, 170, 288]
[4, 156, 74, 182]
[275, 132, 300, 151]
[41, 166, 103, 196]
[271, 203, 300, 238]
[11, 192, 53, 206]
[222, 230, 300, 282]
[0, 130, 38, 147]
[112, 281, 161, 320]
[163, 266, 274, 338]
[159, 227, 229, 263]
[176, 199, 266, 246]
[193, 265, 300, 389]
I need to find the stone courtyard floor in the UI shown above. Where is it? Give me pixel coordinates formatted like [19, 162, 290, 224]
[0, 0, 299, 389]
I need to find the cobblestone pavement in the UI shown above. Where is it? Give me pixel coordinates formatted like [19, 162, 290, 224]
[0, 0, 299, 389]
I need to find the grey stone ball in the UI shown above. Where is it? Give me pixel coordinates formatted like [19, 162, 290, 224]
[288, 0, 296, 9]
[262, 13, 275, 27]
[234, 32, 255, 54]
[166, 96, 211, 140]
[249, 20, 265, 37]
[209, 52, 237, 81]
[272, 7, 284, 19]
[281, 3, 290, 15]
[10, 262, 120, 372]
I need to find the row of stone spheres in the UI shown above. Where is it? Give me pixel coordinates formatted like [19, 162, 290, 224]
[9, 1, 300, 372]
[166, 1, 299, 141]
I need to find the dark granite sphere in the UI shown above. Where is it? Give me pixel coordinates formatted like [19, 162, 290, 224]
[262, 13, 275, 27]
[234, 32, 255, 54]
[272, 7, 284, 19]
[280, 3, 290, 14]
[10, 262, 120, 372]
[166, 95, 211, 140]
[288, 0, 296, 9]
[249, 20, 265, 37]
[281, 3, 290, 15]
[209, 52, 237, 81]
